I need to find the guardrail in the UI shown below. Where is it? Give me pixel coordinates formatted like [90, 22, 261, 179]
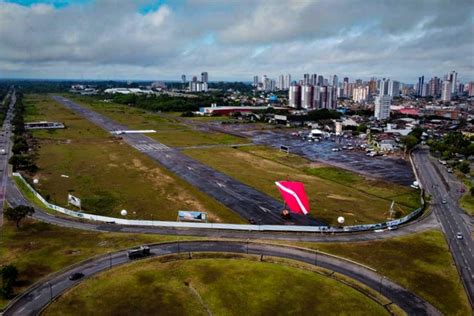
[13, 172, 424, 233]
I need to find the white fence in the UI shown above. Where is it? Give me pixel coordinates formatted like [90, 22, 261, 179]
[13, 172, 424, 233]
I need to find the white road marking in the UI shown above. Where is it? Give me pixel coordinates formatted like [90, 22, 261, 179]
[132, 143, 170, 152]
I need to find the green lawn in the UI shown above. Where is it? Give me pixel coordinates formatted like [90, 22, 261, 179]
[45, 257, 389, 316]
[184, 146, 420, 225]
[292, 230, 470, 315]
[0, 220, 202, 310]
[22, 94, 244, 223]
[66, 95, 248, 147]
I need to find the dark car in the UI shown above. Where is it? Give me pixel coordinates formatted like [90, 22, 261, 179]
[68, 272, 84, 281]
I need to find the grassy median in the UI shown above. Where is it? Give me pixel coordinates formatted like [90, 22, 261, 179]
[44, 257, 389, 316]
[22, 94, 244, 223]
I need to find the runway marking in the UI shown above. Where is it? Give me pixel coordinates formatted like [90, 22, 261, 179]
[132, 143, 170, 152]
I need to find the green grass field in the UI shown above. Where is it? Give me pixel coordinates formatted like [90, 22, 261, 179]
[44, 257, 389, 316]
[292, 230, 470, 315]
[0, 220, 202, 310]
[67, 95, 249, 147]
[184, 146, 420, 225]
[23, 94, 244, 223]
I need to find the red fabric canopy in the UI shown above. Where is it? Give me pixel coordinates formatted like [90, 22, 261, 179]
[275, 181, 310, 215]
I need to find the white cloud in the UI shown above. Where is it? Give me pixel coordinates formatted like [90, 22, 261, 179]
[0, 0, 472, 82]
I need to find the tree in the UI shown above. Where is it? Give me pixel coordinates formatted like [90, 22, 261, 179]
[400, 135, 418, 153]
[459, 161, 470, 174]
[1, 265, 18, 299]
[4, 205, 34, 228]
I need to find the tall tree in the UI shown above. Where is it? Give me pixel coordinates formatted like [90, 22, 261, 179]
[4, 205, 34, 228]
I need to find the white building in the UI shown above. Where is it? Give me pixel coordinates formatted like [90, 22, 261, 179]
[353, 86, 369, 103]
[388, 80, 400, 97]
[288, 85, 301, 108]
[301, 85, 314, 109]
[441, 80, 452, 102]
[374, 95, 392, 120]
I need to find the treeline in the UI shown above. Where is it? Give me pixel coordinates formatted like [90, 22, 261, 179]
[9, 93, 38, 172]
[428, 132, 473, 174]
[109, 93, 226, 112]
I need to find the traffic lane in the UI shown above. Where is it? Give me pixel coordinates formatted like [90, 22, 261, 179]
[4, 241, 440, 316]
[413, 150, 474, 304]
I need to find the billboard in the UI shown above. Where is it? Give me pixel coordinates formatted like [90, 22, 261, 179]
[178, 211, 207, 222]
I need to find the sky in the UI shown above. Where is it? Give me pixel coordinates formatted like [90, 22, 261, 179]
[0, 0, 473, 83]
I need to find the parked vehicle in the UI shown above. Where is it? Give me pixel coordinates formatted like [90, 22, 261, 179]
[68, 272, 84, 281]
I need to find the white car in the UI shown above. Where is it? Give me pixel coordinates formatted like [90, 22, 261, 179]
[456, 232, 463, 240]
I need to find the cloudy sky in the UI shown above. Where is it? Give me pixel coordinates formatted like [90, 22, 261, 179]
[1, 0, 473, 83]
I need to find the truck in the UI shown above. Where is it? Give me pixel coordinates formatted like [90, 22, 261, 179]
[127, 245, 151, 259]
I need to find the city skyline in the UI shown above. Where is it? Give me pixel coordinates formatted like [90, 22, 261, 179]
[0, 0, 473, 82]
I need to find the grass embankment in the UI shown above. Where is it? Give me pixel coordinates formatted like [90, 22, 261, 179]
[184, 146, 420, 225]
[0, 220, 202, 310]
[67, 95, 248, 147]
[459, 177, 474, 215]
[45, 257, 390, 316]
[22, 94, 243, 223]
[291, 230, 470, 315]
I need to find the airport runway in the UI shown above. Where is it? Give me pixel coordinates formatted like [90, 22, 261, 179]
[51, 96, 321, 226]
[3, 240, 440, 316]
[412, 147, 474, 307]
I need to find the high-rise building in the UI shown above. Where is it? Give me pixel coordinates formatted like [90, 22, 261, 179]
[368, 78, 377, 95]
[284, 74, 291, 90]
[317, 75, 324, 86]
[468, 82, 474, 97]
[428, 77, 441, 97]
[181, 74, 186, 83]
[388, 80, 400, 97]
[288, 84, 301, 108]
[303, 74, 310, 85]
[277, 75, 284, 90]
[353, 86, 369, 103]
[311, 74, 318, 86]
[253, 76, 259, 87]
[342, 77, 349, 97]
[379, 78, 390, 96]
[201, 72, 208, 83]
[374, 95, 392, 120]
[332, 75, 339, 88]
[441, 80, 452, 102]
[417, 76, 424, 96]
[301, 85, 314, 109]
[449, 71, 457, 94]
[316, 86, 337, 109]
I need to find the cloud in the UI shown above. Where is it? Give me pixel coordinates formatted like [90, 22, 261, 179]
[0, 0, 473, 82]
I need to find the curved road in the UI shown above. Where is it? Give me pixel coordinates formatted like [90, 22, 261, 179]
[3, 240, 440, 316]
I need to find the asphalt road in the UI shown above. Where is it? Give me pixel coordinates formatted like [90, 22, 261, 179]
[51, 96, 321, 226]
[3, 240, 440, 316]
[0, 88, 15, 226]
[412, 147, 474, 307]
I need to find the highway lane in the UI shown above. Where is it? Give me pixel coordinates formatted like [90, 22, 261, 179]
[0, 88, 15, 226]
[51, 95, 321, 226]
[3, 240, 440, 316]
[412, 147, 474, 307]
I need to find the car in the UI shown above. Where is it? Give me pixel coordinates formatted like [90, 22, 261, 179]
[388, 225, 398, 231]
[456, 232, 463, 240]
[68, 272, 84, 281]
[441, 199, 447, 204]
